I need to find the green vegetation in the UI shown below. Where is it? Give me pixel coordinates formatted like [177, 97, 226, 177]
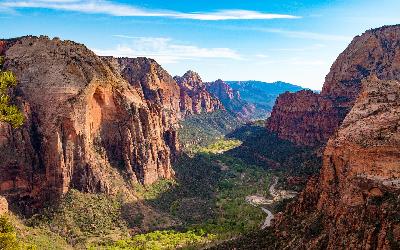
[139, 139, 271, 240]
[12, 115, 320, 249]
[0, 215, 21, 250]
[0, 56, 24, 128]
[1, 214, 69, 249]
[96, 229, 215, 250]
[193, 138, 242, 154]
[179, 110, 242, 153]
[97, 119, 319, 249]
[28, 190, 130, 247]
[226, 122, 321, 190]
[134, 179, 177, 200]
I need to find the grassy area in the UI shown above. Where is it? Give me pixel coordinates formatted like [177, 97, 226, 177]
[193, 139, 242, 154]
[94, 229, 216, 250]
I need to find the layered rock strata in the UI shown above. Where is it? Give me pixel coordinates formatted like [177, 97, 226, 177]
[267, 25, 400, 146]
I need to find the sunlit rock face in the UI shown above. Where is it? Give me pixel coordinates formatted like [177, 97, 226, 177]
[174, 70, 224, 115]
[273, 25, 400, 250]
[267, 24, 400, 146]
[277, 76, 400, 249]
[0, 36, 179, 211]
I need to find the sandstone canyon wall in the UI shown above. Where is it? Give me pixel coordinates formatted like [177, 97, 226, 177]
[174, 70, 224, 115]
[277, 76, 400, 250]
[0, 36, 187, 211]
[272, 25, 400, 250]
[267, 25, 400, 146]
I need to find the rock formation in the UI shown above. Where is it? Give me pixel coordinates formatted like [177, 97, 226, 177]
[267, 25, 400, 146]
[206, 79, 256, 120]
[265, 90, 343, 145]
[0, 36, 180, 211]
[314, 76, 400, 249]
[276, 76, 400, 249]
[174, 71, 224, 115]
[0, 196, 8, 215]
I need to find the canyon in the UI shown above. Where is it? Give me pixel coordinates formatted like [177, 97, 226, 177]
[0, 24, 399, 250]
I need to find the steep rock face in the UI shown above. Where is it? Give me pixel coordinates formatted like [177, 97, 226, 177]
[276, 77, 400, 249]
[315, 77, 400, 249]
[174, 71, 224, 115]
[0, 36, 178, 210]
[206, 79, 256, 120]
[265, 90, 344, 145]
[267, 25, 400, 146]
[112, 57, 181, 120]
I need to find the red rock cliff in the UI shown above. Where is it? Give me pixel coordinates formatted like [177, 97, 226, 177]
[276, 76, 400, 249]
[174, 71, 224, 115]
[0, 36, 179, 211]
[267, 25, 400, 146]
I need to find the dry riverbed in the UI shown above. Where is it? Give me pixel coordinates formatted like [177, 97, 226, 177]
[245, 177, 297, 229]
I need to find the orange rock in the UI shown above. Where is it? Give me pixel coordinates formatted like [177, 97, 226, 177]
[0, 196, 8, 215]
[267, 25, 400, 146]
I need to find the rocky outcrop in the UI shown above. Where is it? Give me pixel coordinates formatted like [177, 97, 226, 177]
[267, 25, 400, 146]
[206, 79, 256, 120]
[0, 196, 8, 215]
[111, 57, 182, 120]
[265, 90, 344, 145]
[276, 76, 400, 249]
[174, 71, 224, 115]
[314, 77, 400, 249]
[0, 36, 179, 211]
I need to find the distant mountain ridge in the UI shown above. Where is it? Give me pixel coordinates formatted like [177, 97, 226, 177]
[225, 80, 305, 118]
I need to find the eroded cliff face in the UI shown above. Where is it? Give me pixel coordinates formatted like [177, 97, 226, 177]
[267, 25, 400, 146]
[275, 77, 400, 250]
[265, 90, 343, 145]
[112, 57, 181, 119]
[315, 77, 400, 249]
[0, 36, 178, 211]
[174, 71, 224, 115]
[206, 79, 256, 120]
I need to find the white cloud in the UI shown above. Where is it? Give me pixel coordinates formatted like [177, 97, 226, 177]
[1, 0, 301, 20]
[93, 36, 241, 64]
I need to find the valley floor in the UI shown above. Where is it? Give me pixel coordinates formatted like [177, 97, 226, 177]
[1, 119, 321, 250]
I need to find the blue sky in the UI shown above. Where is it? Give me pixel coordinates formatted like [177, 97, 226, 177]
[1, 0, 400, 89]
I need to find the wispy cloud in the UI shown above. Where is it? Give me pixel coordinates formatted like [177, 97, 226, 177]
[93, 36, 241, 63]
[0, 0, 301, 20]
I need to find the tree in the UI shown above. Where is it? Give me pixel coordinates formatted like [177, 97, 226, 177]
[0, 57, 24, 128]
